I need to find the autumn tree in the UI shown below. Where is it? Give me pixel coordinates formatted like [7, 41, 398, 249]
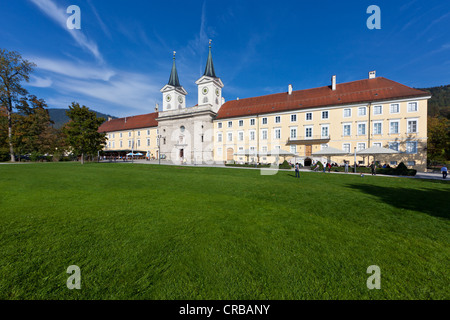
[427, 116, 450, 161]
[63, 102, 106, 164]
[0, 49, 36, 161]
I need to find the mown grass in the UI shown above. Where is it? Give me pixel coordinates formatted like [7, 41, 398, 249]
[0, 162, 448, 299]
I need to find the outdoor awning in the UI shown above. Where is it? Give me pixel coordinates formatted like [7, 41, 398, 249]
[312, 147, 349, 156]
[356, 146, 399, 155]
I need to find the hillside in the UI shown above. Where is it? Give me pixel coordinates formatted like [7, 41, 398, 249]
[48, 108, 117, 129]
[417, 84, 450, 118]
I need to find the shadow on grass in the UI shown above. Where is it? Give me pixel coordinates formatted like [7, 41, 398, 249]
[346, 184, 450, 220]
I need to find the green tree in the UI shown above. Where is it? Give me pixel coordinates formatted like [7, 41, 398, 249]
[0, 49, 36, 161]
[63, 102, 106, 164]
[427, 116, 450, 161]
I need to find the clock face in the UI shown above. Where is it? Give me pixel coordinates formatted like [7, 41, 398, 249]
[215, 88, 220, 96]
[178, 96, 183, 103]
[202, 87, 209, 95]
[166, 94, 171, 102]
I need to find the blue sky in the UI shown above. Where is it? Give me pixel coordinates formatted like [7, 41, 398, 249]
[1, 0, 449, 117]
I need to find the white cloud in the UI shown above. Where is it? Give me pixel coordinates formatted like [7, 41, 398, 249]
[29, 0, 103, 62]
[28, 75, 53, 87]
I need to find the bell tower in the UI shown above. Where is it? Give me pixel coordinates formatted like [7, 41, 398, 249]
[195, 40, 224, 113]
[160, 51, 187, 112]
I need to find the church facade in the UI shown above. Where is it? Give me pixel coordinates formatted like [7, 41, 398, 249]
[99, 45, 431, 171]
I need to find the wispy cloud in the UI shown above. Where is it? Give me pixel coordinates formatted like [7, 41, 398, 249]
[28, 75, 53, 88]
[29, 0, 103, 62]
[86, 0, 112, 39]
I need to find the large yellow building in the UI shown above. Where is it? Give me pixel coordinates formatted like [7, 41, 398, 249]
[99, 47, 431, 171]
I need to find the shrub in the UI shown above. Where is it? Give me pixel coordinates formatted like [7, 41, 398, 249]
[0, 148, 10, 162]
[279, 160, 291, 169]
[394, 162, 409, 175]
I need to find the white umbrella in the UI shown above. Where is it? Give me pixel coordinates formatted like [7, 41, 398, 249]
[312, 147, 349, 156]
[356, 146, 399, 165]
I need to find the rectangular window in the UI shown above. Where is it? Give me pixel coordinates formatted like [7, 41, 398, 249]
[112, 141, 115, 148]
[390, 121, 399, 134]
[343, 124, 351, 136]
[408, 102, 418, 112]
[373, 122, 382, 135]
[321, 126, 329, 138]
[374, 105, 382, 115]
[238, 131, 244, 141]
[227, 132, 233, 142]
[147, 139, 150, 146]
[250, 119, 255, 126]
[147, 130, 150, 135]
[322, 111, 329, 119]
[239, 120, 243, 127]
[358, 123, 366, 135]
[357, 142, 366, 151]
[373, 142, 382, 147]
[358, 107, 366, 116]
[262, 146, 268, 153]
[137, 131, 141, 136]
[390, 104, 400, 114]
[389, 142, 399, 151]
[112, 133, 115, 139]
[275, 116, 281, 123]
[291, 114, 297, 122]
[261, 129, 268, 140]
[137, 139, 140, 147]
[290, 128, 297, 139]
[120, 133, 123, 138]
[407, 161, 416, 166]
[343, 143, 351, 153]
[407, 120, 418, 133]
[128, 140, 132, 147]
[290, 145, 297, 154]
[262, 117, 268, 125]
[128, 131, 131, 137]
[120, 141, 123, 148]
[305, 127, 312, 138]
[390, 161, 397, 166]
[306, 113, 312, 121]
[406, 141, 417, 154]
[274, 128, 281, 139]
[250, 131, 255, 141]
[217, 133, 222, 142]
[343, 108, 351, 117]
[321, 144, 329, 150]
[218, 122, 222, 129]
[228, 121, 232, 128]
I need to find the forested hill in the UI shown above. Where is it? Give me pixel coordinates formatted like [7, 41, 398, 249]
[417, 84, 450, 118]
[48, 108, 117, 129]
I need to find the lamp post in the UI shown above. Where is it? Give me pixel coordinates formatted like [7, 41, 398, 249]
[157, 134, 162, 165]
[354, 147, 357, 173]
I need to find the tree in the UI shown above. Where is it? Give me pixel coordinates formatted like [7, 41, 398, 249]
[0, 49, 36, 162]
[427, 116, 450, 161]
[63, 102, 106, 164]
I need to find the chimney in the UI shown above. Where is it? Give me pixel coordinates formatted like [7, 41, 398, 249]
[331, 75, 336, 91]
[124, 117, 127, 123]
[107, 116, 112, 121]
[237, 97, 239, 100]
[221, 97, 225, 105]
[155, 103, 159, 112]
[369, 70, 376, 79]
[288, 84, 293, 95]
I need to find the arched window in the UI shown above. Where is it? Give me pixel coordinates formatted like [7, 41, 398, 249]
[166, 104, 171, 110]
[203, 97, 208, 103]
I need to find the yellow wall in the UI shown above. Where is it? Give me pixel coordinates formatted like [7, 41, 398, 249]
[213, 98, 428, 171]
[104, 127, 159, 158]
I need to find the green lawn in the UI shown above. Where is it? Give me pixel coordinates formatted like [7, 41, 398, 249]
[0, 162, 448, 299]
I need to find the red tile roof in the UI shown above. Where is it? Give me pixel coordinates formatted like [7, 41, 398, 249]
[98, 112, 158, 133]
[216, 77, 430, 120]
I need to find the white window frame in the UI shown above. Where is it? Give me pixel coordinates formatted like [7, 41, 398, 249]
[227, 121, 233, 128]
[373, 105, 383, 115]
[262, 117, 268, 125]
[406, 141, 418, 154]
[238, 120, 244, 127]
[390, 103, 400, 114]
[218, 122, 222, 129]
[407, 101, 418, 113]
[249, 130, 256, 141]
[250, 118, 256, 126]
[407, 118, 418, 134]
[238, 131, 244, 141]
[305, 126, 313, 138]
[261, 129, 268, 140]
[290, 114, 297, 122]
[343, 123, 351, 136]
[321, 124, 329, 138]
[343, 108, 351, 118]
[357, 142, 366, 151]
[227, 132, 233, 142]
[357, 122, 367, 136]
[389, 142, 399, 151]
[358, 107, 366, 116]
[275, 116, 281, 124]
[305, 112, 313, 121]
[373, 121, 383, 135]
[217, 133, 222, 142]
[274, 128, 281, 140]
[389, 120, 400, 134]
[290, 127, 297, 139]
[321, 111, 329, 120]
[342, 143, 351, 153]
